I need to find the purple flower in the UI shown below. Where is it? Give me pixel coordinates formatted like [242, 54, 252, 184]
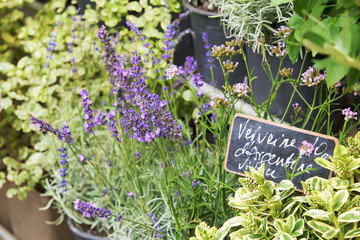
[127, 192, 134, 199]
[31, 117, 74, 145]
[202, 32, 215, 67]
[73, 199, 112, 219]
[192, 180, 200, 188]
[210, 113, 217, 123]
[300, 67, 326, 87]
[298, 140, 314, 157]
[43, 21, 61, 68]
[58, 147, 69, 192]
[96, 26, 183, 143]
[231, 82, 250, 98]
[107, 110, 121, 143]
[102, 189, 108, 196]
[270, 42, 287, 57]
[146, 213, 163, 239]
[78, 154, 86, 162]
[134, 150, 142, 159]
[117, 214, 123, 222]
[276, 26, 293, 38]
[165, 65, 179, 80]
[342, 107, 358, 121]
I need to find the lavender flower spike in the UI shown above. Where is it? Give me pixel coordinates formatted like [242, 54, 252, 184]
[73, 199, 112, 219]
[31, 117, 74, 145]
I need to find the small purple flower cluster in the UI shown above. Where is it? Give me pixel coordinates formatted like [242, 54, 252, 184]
[108, 110, 121, 143]
[292, 103, 303, 115]
[58, 147, 68, 192]
[165, 65, 179, 80]
[146, 213, 163, 239]
[73, 199, 112, 219]
[80, 89, 108, 134]
[298, 140, 314, 157]
[174, 190, 179, 203]
[230, 82, 250, 98]
[78, 154, 86, 162]
[127, 192, 135, 199]
[182, 56, 203, 89]
[300, 67, 326, 87]
[270, 42, 287, 57]
[182, 169, 192, 178]
[161, 160, 174, 168]
[202, 32, 215, 68]
[68, 11, 82, 73]
[134, 150, 142, 159]
[162, 10, 191, 60]
[31, 117, 74, 145]
[192, 180, 200, 188]
[44, 21, 61, 69]
[342, 107, 358, 121]
[197, 103, 211, 116]
[276, 26, 293, 38]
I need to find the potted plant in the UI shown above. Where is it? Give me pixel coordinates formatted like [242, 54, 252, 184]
[0, 0, 177, 238]
[29, 6, 360, 239]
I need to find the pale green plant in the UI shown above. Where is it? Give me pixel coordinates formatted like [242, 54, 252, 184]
[212, 0, 293, 52]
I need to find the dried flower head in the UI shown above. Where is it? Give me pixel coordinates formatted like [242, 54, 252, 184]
[280, 68, 293, 78]
[292, 103, 303, 115]
[223, 60, 239, 73]
[210, 95, 230, 108]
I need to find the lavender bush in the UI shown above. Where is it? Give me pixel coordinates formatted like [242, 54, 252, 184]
[30, 10, 360, 240]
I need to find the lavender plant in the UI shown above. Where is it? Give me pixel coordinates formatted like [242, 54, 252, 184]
[28, 7, 360, 240]
[1, 0, 179, 200]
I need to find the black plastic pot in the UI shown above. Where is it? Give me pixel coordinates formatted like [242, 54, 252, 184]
[67, 219, 108, 240]
[246, 46, 317, 126]
[186, 3, 247, 89]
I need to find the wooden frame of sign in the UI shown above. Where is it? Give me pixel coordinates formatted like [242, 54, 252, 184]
[224, 113, 338, 191]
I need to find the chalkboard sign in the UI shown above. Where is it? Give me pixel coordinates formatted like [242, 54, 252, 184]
[224, 114, 338, 190]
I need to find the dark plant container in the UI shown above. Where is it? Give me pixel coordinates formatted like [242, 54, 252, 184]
[186, 2, 247, 89]
[67, 218, 108, 240]
[246, 46, 317, 125]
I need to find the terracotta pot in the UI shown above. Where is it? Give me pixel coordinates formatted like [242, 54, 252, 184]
[7, 184, 73, 240]
[0, 181, 11, 232]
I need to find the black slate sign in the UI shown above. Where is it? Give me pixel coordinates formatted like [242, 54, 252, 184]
[224, 114, 338, 190]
